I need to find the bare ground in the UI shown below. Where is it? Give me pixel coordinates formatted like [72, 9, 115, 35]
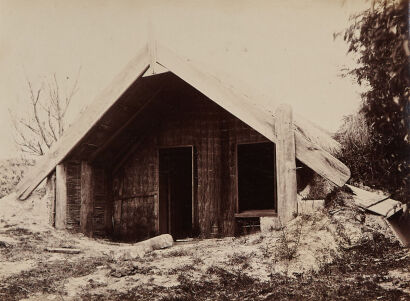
[0, 190, 409, 301]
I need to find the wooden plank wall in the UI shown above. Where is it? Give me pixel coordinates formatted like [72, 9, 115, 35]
[93, 166, 109, 237]
[60, 161, 110, 237]
[65, 161, 82, 232]
[80, 162, 94, 237]
[112, 137, 158, 242]
[112, 89, 270, 241]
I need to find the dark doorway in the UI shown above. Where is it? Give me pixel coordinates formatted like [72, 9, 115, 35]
[237, 142, 276, 212]
[159, 147, 193, 239]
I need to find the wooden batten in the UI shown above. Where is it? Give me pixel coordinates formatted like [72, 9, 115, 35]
[55, 163, 67, 230]
[275, 104, 297, 223]
[80, 161, 94, 237]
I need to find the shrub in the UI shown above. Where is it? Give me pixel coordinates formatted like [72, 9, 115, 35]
[335, 111, 409, 205]
[340, 0, 409, 206]
[0, 158, 35, 198]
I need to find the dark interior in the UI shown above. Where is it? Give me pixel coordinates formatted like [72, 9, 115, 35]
[159, 147, 193, 239]
[237, 142, 276, 212]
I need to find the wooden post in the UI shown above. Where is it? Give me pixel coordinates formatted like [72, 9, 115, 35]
[275, 104, 297, 223]
[45, 172, 56, 227]
[55, 163, 67, 230]
[80, 161, 94, 237]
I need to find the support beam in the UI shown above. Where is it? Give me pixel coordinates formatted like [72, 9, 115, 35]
[275, 104, 297, 223]
[55, 164, 67, 230]
[45, 172, 56, 227]
[80, 161, 94, 237]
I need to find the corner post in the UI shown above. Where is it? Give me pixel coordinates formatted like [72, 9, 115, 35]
[45, 171, 56, 227]
[80, 161, 94, 237]
[275, 104, 297, 223]
[55, 163, 67, 229]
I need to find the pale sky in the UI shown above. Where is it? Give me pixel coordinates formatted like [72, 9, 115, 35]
[0, 0, 369, 159]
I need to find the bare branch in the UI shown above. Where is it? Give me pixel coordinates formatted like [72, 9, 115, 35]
[61, 67, 81, 121]
[11, 71, 79, 156]
[32, 96, 51, 148]
[19, 119, 40, 136]
[47, 109, 58, 142]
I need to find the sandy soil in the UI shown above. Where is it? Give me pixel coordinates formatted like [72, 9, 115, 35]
[0, 190, 409, 300]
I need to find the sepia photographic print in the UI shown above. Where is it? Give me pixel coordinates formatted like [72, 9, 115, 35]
[0, 0, 409, 300]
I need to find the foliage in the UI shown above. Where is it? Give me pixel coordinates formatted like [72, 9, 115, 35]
[341, 0, 409, 204]
[0, 158, 35, 198]
[335, 112, 377, 184]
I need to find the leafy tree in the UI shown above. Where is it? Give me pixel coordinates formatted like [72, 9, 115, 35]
[341, 0, 409, 204]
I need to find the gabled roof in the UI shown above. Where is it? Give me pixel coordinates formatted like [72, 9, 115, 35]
[16, 41, 350, 200]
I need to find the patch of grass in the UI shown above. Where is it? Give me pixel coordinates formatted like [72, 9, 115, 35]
[227, 252, 251, 269]
[168, 264, 196, 276]
[0, 257, 108, 301]
[191, 255, 203, 265]
[162, 249, 192, 258]
[206, 265, 256, 288]
[4, 227, 34, 236]
[275, 220, 302, 262]
[250, 234, 265, 245]
[109, 262, 151, 278]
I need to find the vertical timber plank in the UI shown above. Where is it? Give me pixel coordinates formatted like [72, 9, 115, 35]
[104, 173, 114, 236]
[80, 161, 94, 237]
[275, 104, 297, 223]
[55, 163, 67, 230]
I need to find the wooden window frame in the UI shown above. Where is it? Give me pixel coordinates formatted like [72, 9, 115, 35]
[235, 141, 277, 218]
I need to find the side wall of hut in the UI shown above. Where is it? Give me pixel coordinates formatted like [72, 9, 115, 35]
[52, 161, 111, 237]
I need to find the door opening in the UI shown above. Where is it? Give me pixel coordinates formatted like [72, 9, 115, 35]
[237, 142, 276, 214]
[159, 147, 193, 239]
